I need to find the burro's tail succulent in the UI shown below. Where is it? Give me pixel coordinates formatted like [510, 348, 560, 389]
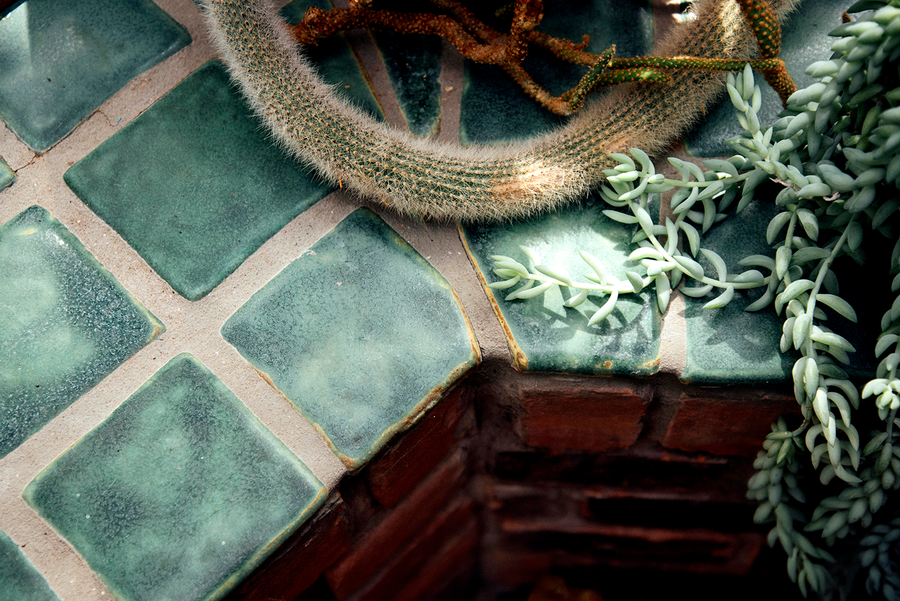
[202, 0, 798, 221]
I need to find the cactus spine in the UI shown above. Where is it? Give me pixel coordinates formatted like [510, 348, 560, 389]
[202, 0, 798, 221]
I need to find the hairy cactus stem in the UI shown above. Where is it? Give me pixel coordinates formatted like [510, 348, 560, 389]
[202, 0, 800, 222]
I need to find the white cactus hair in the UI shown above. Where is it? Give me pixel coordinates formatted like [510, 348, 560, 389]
[202, 0, 800, 222]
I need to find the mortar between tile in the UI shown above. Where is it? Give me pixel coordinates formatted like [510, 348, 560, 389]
[0, 1, 788, 599]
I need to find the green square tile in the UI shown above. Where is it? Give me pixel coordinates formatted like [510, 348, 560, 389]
[460, 0, 654, 144]
[281, 0, 384, 122]
[0, 156, 13, 191]
[461, 196, 661, 375]
[23, 354, 326, 601]
[0, 206, 164, 458]
[0, 0, 190, 152]
[0, 529, 60, 601]
[222, 209, 480, 469]
[685, 0, 852, 156]
[64, 61, 345, 301]
[681, 201, 791, 384]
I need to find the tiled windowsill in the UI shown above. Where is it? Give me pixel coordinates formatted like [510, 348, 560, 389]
[0, 0, 849, 599]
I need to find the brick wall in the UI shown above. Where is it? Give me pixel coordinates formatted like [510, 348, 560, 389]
[226, 368, 801, 601]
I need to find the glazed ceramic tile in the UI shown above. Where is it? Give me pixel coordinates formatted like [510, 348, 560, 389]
[281, 0, 384, 122]
[685, 0, 853, 156]
[23, 354, 326, 601]
[0, 530, 60, 601]
[222, 209, 479, 469]
[364, 0, 443, 137]
[460, 0, 654, 145]
[65, 60, 370, 301]
[0, 156, 13, 190]
[0, 0, 190, 152]
[372, 29, 442, 136]
[461, 196, 661, 375]
[681, 201, 791, 384]
[0, 206, 163, 458]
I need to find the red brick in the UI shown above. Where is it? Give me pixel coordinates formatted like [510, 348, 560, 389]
[366, 385, 473, 508]
[529, 576, 603, 601]
[516, 380, 651, 452]
[663, 392, 798, 457]
[393, 518, 479, 601]
[325, 451, 468, 599]
[499, 517, 765, 574]
[482, 547, 552, 586]
[225, 497, 350, 601]
[353, 499, 477, 601]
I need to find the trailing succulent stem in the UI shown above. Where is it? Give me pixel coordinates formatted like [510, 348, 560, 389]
[492, 0, 900, 597]
[202, 0, 798, 221]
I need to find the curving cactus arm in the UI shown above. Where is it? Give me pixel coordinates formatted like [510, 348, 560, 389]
[201, 0, 799, 222]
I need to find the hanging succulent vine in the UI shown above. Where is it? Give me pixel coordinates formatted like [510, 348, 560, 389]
[490, 1, 900, 596]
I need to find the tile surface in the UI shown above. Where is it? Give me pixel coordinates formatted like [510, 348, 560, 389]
[679, 0, 861, 383]
[281, 0, 384, 122]
[372, 28, 443, 137]
[0, 206, 164, 458]
[455, 0, 659, 375]
[0, 156, 13, 190]
[685, 0, 853, 156]
[460, 0, 654, 145]
[461, 197, 661, 375]
[681, 201, 791, 384]
[222, 209, 480, 468]
[0, 529, 60, 601]
[0, 0, 190, 152]
[23, 354, 326, 601]
[65, 61, 345, 301]
[366, 0, 443, 137]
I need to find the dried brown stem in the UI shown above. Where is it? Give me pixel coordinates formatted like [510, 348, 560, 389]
[290, 0, 797, 115]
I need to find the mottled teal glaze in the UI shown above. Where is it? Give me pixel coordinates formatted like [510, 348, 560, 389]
[461, 196, 661, 375]
[0, 0, 190, 152]
[365, 0, 443, 137]
[460, 0, 654, 145]
[0, 157, 14, 191]
[0, 530, 60, 601]
[455, 1, 658, 374]
[222, 209, 479, 468]
[23, 354, 325, 601]
[685, 0, 851, 156]
[372, 29, 442, 137]
[281, 0, 384, 122]
[0, 206, 163, 459]
[681, 201, 791, 384]
[65, 61, 365, 301]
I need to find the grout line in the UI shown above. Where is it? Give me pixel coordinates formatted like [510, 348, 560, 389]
[437, 38, 464, 144]
[375, 209, 513, 366]
[654, 153, 688, 377]
[190, 340, 348, 490]
[330, 0, 408, 130]
[0, 125, 35, 172]
[325, 4, 507, 365]
[0, 2, 354, 597]
[658, 293, 688, 376]
[0, 493, 110, 601]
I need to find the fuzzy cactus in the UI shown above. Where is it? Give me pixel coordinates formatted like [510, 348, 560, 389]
[202, 0, 799, 221]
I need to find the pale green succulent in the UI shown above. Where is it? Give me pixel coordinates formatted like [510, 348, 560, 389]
[491, 1, 900, 597]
